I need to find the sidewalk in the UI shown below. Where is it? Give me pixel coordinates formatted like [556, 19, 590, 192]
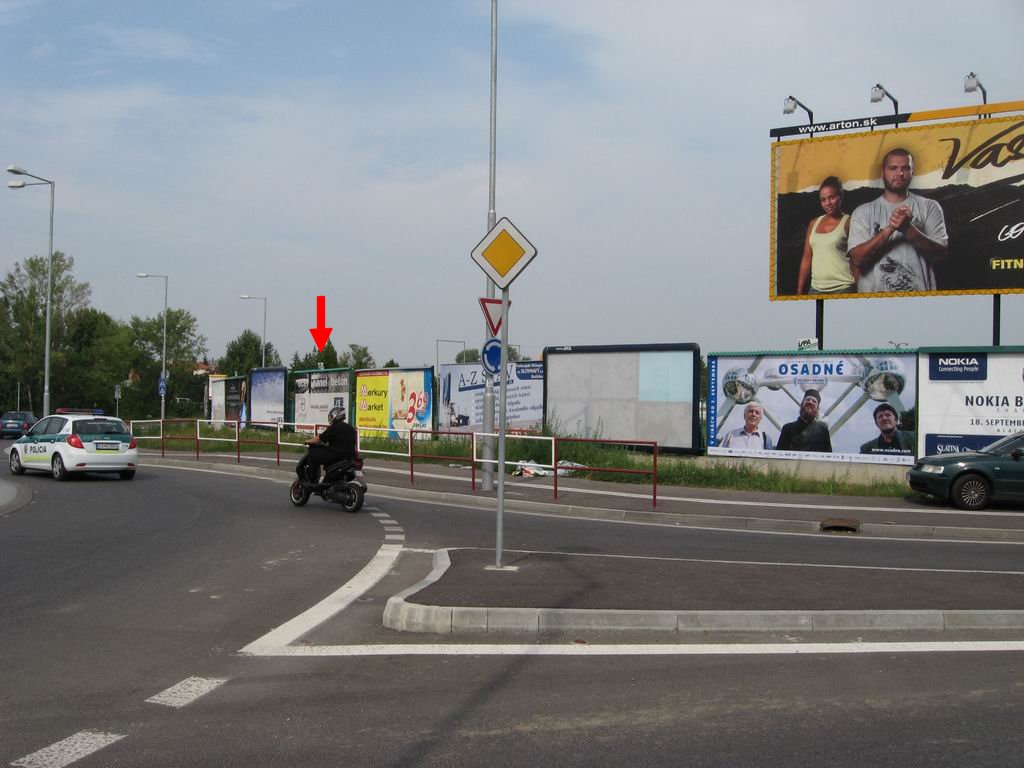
[138, 451, 1024, 637]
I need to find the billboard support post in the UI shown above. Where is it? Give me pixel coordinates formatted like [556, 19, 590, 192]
[816, 299, 824, 350]
[993, 295, 1001, 345]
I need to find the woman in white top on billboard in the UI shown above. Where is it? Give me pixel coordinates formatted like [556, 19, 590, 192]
[796, 176, 855, 295]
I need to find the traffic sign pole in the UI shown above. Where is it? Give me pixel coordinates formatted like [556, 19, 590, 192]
[495, 287, 510, 568]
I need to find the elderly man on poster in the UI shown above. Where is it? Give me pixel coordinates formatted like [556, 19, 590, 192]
[848, 147, 948, 293]
[860, 403, 916, 455]
[719, 402, 773, 450]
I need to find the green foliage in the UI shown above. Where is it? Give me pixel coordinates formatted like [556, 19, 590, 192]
[219, 329, 281, 375]
[383, 358, 399, 368]
[291, 339, 340, 371]
[456, 348, 480, 363]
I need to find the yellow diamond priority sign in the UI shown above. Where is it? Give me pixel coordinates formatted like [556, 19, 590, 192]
[471, 217, 537, 289]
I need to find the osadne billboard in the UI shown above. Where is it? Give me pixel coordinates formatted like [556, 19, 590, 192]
[771, 114, 1024, 300]
[708, 352, 918, 465]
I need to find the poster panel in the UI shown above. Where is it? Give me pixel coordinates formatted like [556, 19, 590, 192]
[708, 352, 918, 464]
[293, 369, 350, 432]
[224, 376, 246, 424]
[439, 361, 544, 432]
[249, 367, 287, 425]
[544, 344, 700, 453]
[355, 368, 434, 439]
[917, 349, 1024, 456]
[210, 378, 226, 422]
[771, 115, 1024, 300]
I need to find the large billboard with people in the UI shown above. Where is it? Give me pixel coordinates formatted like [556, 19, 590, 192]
[543, 344, 700, 453]
[916, 348, 1024, 456]
[439, 361, 544, 432]
[708, 351, 918, 464]
[771, 115, 1024, 300]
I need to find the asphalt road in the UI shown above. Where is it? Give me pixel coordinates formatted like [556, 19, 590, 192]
[2, 457, 1023, 767]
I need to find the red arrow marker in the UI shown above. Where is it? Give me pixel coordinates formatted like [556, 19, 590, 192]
[309, 295, 333, 351]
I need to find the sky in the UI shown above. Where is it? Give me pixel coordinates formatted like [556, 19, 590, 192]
[1, 0, 1022, 371]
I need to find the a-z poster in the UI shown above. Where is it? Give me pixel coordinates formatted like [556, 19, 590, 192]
[439, 361, 544, 432]
[917, 349, 1024, 456]
[708, 352, 918, 464]
[355, 368, 433, 438]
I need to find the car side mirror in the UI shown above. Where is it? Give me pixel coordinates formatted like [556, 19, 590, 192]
[1012, 448, 1024, 461]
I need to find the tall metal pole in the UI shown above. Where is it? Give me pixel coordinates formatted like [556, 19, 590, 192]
[481, 0, 498, 492]
[261, 297, 267, 368]
[43, 181, 54, 417]
[495, 287, 510, 567]
[161, 276, 168, 421]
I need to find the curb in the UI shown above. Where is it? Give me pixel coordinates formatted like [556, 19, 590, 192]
[140, 456, 1024, 544]
[383, 550, 1024, 635]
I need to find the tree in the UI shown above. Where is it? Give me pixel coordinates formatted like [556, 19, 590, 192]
[456, 348, 480, 363]
[338, 344, 375, 370]
[290, 339, 340, 372]
[219, 329, 281, 376]
[57, 308, 134, 412]
[382, 358, 399, 368]
[0, 252, 91, 412]
[126, 308, 208, 417]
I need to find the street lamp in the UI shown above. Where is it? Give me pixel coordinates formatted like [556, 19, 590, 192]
[963, 72, 987, 104]
[7, 165, 55, 417]
[239, 295, 268, 368]
[137, 273, 169, 420]
[435, 339, 467, 376]
[870, 83, 899, 115]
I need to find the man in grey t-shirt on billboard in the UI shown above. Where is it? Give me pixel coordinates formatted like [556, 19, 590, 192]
[848, 147, 948, 293]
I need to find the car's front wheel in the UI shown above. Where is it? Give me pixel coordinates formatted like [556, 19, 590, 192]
[950, 473, 991, 510]
[9, 450, 25, 475]
[51, 453, 69, 481]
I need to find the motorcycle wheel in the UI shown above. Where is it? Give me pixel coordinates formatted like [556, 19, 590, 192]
[289, 480, 311, 507]
[340, 485, 365, 514]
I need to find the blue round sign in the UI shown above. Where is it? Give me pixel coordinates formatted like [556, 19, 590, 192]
[481, 338, 502, 376]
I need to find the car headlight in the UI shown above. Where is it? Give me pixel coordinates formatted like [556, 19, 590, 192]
[920, 464, 944, 475]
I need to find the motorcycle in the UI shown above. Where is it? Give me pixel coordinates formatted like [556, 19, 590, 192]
[289, 456, 367, 513]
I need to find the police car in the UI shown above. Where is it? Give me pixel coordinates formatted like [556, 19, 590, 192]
[8, 409, 138, 480]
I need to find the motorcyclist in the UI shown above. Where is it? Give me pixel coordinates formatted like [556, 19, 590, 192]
[297, 405, 358, 483]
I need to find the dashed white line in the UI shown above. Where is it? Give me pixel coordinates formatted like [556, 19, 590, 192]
[12, 730, 126, 768]
[145, 676, 228, 708]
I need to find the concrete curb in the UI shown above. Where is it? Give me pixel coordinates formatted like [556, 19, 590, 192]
[140, 456, 1024, 544]
[382, 550, 1024, 635]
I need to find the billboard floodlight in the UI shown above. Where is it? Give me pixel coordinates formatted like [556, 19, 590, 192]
[782, 96, 813, 124]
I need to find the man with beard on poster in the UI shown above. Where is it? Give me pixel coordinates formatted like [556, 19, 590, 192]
[848, 148, 948, 293]
[860, 403, 916, 455]
[776, 389, 832, 452]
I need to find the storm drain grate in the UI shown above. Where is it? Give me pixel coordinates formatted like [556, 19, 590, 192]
[819, 517, 861, 534]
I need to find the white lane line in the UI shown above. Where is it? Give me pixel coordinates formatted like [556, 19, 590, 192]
[240, 543, 403, 653]
[371, 512, 390, 518]
[385, 534, 406, 541]
[239, 640, 1024, 657]
[145, 676, 228, 708]
[12, 730, 126, 768]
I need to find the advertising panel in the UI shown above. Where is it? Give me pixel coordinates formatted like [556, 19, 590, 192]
[224, 376, 246, 424]
[355, 368, 434, 438]
[249, 367, 287, 425]
[771, 115, 1024, 300]
[210, 377, 226, 422]
[917, 348, 1024, 455]
[708, 352, 918, 464]
[439, 361, 544, 432]
[293, 368, 351, 431]
[543, 344, 700, 453]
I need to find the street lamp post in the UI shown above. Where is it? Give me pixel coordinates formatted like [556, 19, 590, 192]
[870, 83, 900, 125]
[7, 165, 55, 416]
[240, 295, 268, 368]
[137, 273, 169, 420]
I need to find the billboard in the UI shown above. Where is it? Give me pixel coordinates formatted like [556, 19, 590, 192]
[224, 376, 246, 424]
[543, 344, 700, 453]
[917, 348, 1024, 456]
[293, 368, 351, 431]
[210, 377, 226, 422]
[439, 361, 544, 432]
[772, 114, 1024, 299]
[708, 351, 918, 465]
[355, 368, 434, 438]
[249, 367, 287, 425]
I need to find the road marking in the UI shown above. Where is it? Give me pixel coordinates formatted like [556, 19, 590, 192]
[240, 640, 1024, 657]
[145, 676, 228, 708]
[240, 543, 403, 653]
[385, 534, 405, 541]
[12, 730, 126, 768]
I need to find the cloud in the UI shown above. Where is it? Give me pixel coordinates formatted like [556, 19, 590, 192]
[82, 23, 222, 64]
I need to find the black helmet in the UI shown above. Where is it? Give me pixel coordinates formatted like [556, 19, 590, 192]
[328, 405, 346, 423]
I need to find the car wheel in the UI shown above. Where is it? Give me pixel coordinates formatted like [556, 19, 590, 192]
[119, 470, 136, 480]
[950, 473, 991, 510]
[51, 453, 69, 481]
[9, 450, 25, 475]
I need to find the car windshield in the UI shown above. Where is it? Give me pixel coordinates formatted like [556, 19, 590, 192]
[72, 420, 129, 436]
[978, 433, 1024, 454]
[3, 412, 30, 421]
